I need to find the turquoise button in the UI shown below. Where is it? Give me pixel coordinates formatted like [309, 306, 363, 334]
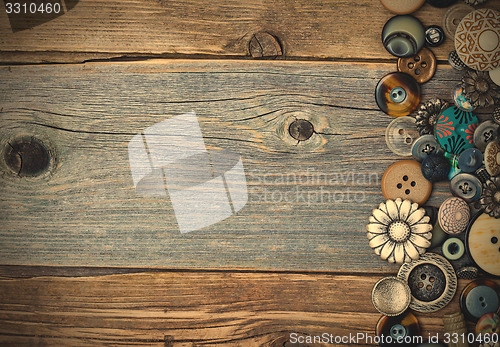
[465, 286, 500, 320]
[390, 324, 407, 339]
[435, 106, 479, 156]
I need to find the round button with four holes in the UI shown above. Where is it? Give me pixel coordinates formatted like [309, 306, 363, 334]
[398, 48, 437, 83]
[382, 160, 433, 205]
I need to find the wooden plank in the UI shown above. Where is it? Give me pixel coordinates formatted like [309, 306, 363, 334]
[0, 60, 492, 270]
[0, 271, 497, 346]
[1, 0, 498, 63]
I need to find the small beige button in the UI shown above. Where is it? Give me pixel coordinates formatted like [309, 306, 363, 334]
[398, 48, 437, 83]
[380, 0, 425, 14]
[382, 160, 432, 205]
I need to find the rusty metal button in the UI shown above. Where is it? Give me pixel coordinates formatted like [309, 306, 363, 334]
[382, 160, 433, 205]
[442, 4, 474, 40]
[380, 0, 425, 14]
[398, 48, 437, 84]
[372, 276, 412, 316]
[398, 253, 457, 313]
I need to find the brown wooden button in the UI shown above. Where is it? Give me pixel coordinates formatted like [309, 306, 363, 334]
[398, 48, 437, 83]
[380, 0, 425, 14]
[382, 160, 432, 205]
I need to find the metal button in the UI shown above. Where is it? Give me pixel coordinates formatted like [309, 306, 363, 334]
[494, 106, 500, 125]
[458, 148, 483, 173]
[398, 48, 437, 83]
[460, 279, 500, 322]
[385, 116, 419, 156]
[382, 160, 433, 205]
[382, 15, 425, 58]
[380, 0, 425, 14]
[449, 50, 468, 71]
[442, 237, 465, 260]
[425, 25, 445, 47]
[455, 9, 500, 71]
[438, 197, 470, 234]
[457, 266, 479, 280]
[474, 120, 499, 152]
[442, 4, 474, 40]
[467, 213, 500, 277]
[398, 253, 457, 313]
[372, 276, 411, 316]
[450, 173, 482, 202]
[376, 72, 421, 117]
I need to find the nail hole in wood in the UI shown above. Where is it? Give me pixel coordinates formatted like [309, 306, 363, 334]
[4, 137, 50, 177]
[289, 119, 314, 141]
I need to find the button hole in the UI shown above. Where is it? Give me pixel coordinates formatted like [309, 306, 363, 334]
[408, 62, 415, 69]
[481, 303, 486, 307]
[415, 69, 421, 75]
[479, 297, 484, 301]
[405, 137, 412, 144]
[411, 181, 416, 187]
[421, 274, 426, 280]
[398, 129, 405, 135]
[418, 282, 424, 288]
[429, 277, 435, 282]
[403, 175, 408, 181]
[421, 62, 427, 68]
[426, 285, 432, 291]
[397, 183, 403, 189]
[405, 189, 410, 195]
[492, 237, 498, 244]
[414, 56, 420, 62]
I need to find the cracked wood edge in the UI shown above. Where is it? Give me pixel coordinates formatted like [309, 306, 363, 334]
[0, 0, 499, 63]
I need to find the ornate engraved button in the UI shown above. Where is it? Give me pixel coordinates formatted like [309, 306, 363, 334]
[438, 197, 470, 234]
[397, 48, 437, 83]
[398, 253, 457, 313]
[455, 8, 500, 71]
[376, 72, 421, 117]
[485, 141, 500, 176]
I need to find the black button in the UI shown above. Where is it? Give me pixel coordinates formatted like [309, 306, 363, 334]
[425, 25, 445, 47]
[408, 263, 447, 302]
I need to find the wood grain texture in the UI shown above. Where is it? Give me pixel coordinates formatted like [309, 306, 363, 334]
[0, 271, 497, 346]
[1, 0, 499, 63]
[0, 60, 494, 271]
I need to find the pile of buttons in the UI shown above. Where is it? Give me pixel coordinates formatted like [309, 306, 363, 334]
[369, 1, 499, 346]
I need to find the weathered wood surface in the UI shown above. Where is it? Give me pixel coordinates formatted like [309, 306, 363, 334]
[0, 270, 497, 346]
[1, 0, 499, 63]
[0, 60, 492, 270]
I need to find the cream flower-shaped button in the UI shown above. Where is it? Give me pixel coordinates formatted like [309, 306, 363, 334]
[367, 198, 433, 264]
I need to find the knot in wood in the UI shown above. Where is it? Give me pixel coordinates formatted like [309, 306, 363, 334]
[249, 32, 282, 58]
[289, 119, 314, 141]
[4, 137, 50, 177]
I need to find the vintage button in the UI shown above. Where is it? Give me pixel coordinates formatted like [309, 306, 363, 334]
[382, 160, 433, 205]
[458, 148, 483, 173]
[479, 176, 500, 219]
[421, 153, 451, 182]
[380, 0, 425, 15]
[376, 313, 421, 347]
[425, 25, 445, 47]
[491, 68, 500, 87]
[443, 312, 468, 347]
[450, 173, 482, 202]
[455, 9, 500, 71]
[382, 15, 426, 58]
[485, 141, 500, 177]
[453, 84, 476, 112]
[449, 50, 468, 71]
[426, 0, 457, 8]
[442, 4, 474, 40]
[397, 48, 437, 83]
[367, 198, 432, 264]
[476, 313, 500, 334]
[415, 98, 449, 136]
[412, 135, 443, 162]
[494, 106, 500, 125]
[442, 237, 465, 260]
[467, 212, 500, 276]
[445, 152, 462, 180]
[476, 167, 492, 184]
[434, 106, 479, 156]
[457, 265, 479, 280]
[474, 120, 500, 152]
[376, 72, 421, 117]
[398, 253, 457, 313]
[372, 276, 411, 316]
[438, 197, 470, 234]
[460, 279, 500, 322]
[385, 116, 419, 156]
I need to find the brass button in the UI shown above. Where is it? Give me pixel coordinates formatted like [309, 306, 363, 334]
[372, 276, 411, 316]
[398, 48, 437, 83]
[381, 160, 433, 205]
